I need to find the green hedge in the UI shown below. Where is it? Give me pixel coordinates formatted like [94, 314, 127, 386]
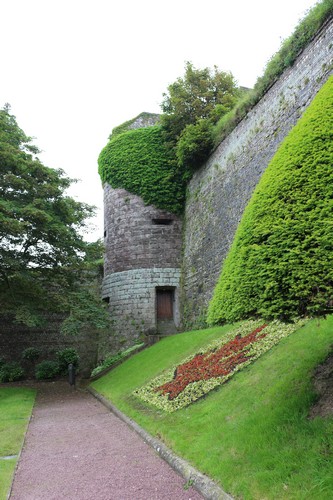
[98, 126, 185, 214]
[207, 76, 333, 324]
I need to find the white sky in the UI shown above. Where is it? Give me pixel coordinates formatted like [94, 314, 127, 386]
[1, 0, 319, 241]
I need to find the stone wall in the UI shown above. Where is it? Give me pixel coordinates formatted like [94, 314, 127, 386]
[182, 19, 333, 327]
[0, 315, 99, 378]
[102, 186, 182, 350]
[102, 268, 181, 351]
[103, 186, 182, 275]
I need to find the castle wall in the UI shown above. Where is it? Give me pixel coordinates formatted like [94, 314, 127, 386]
[102, 186, 182, 350]
[182, 19, 333, 327]
[0, 315, 98, 378]
[103, 186, 182, 274]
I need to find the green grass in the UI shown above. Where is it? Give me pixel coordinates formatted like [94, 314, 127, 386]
[0, 387, 36, 500]
[91, 316, 333, 499]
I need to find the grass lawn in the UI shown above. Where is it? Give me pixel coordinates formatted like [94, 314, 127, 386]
[91, 316, 333, 500]
[0, 387, 36, 500]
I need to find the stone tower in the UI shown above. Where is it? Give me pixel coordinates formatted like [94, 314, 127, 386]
[100, 113, 183, 351]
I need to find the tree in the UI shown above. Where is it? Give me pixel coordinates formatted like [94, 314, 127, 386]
[160, 62, 240, 173]
[160, 61, 239, 144]
[0, 106, 108, 330]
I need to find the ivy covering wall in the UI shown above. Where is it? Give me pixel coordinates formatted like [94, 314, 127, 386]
[207, 76, 333, 324]
[98, 126, 186, 214]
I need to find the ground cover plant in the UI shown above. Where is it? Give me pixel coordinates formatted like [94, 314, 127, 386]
[208, 75, 333, 324]
[134, 319, 305, 412]
[0, 387, 36, 499]
[91, 316, 333, 499]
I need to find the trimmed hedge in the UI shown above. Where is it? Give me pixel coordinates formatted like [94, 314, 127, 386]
[98, 126, 185, 214]
[207, 76, 333, 324]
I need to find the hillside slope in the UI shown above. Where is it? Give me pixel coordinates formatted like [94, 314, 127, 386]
[92, 317, 333, 499]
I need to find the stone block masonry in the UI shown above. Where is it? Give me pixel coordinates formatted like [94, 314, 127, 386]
[102, 185, 182, 352]
[0, 314, 98, 377]
[182, 18, 333, 327]
[103, 186, 182, 275]
[102, 268, 181, 351]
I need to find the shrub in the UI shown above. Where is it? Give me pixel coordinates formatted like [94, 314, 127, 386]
[56, 348, 80, 375]
[35, 360, 60, 380]
[0, 362, 24, 382]
[22, 347, 41, 362]
[176, 119, 214, 171]
[208, 76, 333, 324]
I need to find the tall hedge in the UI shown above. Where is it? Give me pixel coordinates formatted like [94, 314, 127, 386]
[98, 126, 185, 214]
[207, 76, 333, 324]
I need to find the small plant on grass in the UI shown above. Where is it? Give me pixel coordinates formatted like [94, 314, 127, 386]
[0, 362, 25, 383]
[35, 360, 60, 380]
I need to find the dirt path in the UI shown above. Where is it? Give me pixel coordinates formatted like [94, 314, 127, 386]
[10, 381, 202, 500]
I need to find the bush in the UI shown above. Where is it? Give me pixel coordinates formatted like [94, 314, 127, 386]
[176, 119, 214, 171]
[208, 76, 333, 324]
[35, 360, 60, 380]
[56, 348, 80, 375]
[0, 362, 24, 382]
[22, 347, 41, 362]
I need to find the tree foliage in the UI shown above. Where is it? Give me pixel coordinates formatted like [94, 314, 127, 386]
[0, 106, 108, 330]
[160, 61, 239, 143]
[98, 63, 240, 212]
[160, 62, 240, 172]
[207, 76, 333, 324]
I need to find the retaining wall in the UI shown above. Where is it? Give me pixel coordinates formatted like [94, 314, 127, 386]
[182, 19, 333, 326]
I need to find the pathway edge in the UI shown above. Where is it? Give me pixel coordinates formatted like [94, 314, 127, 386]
[87, 386, 233, 500]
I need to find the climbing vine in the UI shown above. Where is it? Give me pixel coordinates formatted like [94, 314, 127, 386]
[98, 126, 187, 214]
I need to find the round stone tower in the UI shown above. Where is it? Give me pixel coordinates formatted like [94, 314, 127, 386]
[99, 113, 183, 351]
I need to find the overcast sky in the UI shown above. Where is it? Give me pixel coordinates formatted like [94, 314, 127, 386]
[1, 0, 319, 240]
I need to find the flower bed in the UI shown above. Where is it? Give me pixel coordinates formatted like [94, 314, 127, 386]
[133, 319, 306, 412]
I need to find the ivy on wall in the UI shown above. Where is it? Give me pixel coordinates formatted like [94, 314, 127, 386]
[207, 76, 333, 324]
[98, 126, 186, 214]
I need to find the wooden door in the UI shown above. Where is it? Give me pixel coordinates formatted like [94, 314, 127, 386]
[156, 290, 173, 319]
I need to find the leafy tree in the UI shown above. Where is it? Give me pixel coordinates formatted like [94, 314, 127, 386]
[160, 61, 239, 143]
[160, 62, 240, 172]
[0, 106, 108, 330]
[207, 76, 333, 324]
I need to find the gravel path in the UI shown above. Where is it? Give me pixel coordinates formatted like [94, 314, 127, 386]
[10, 381, 202, 500]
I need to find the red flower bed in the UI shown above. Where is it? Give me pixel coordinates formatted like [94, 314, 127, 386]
[155, 324, 267, 400]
